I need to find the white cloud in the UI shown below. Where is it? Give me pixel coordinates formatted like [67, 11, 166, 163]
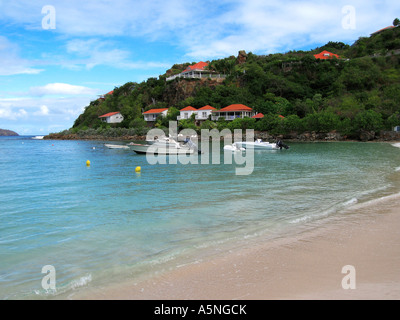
[0, 105, 28, 120]
[2, 0, 400, 62]
[30, 83, 99, 96]
[34, 105, 49, 115]
[180, 0, 400, 59]
[0, 96, 92, 134]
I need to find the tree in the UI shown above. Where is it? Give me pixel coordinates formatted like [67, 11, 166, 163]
[353, 110, 384, 132]
[393, 18, 400, 27]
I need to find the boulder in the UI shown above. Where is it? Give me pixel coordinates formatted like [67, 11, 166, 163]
[236, 50, 248, 64]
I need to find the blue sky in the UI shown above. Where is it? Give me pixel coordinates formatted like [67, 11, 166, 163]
[0, 0, 399, 135]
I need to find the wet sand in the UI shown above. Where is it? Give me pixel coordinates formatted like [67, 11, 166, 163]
[77, 195, 400, 300]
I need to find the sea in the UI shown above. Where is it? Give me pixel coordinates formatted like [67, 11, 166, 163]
[1, 135, 400, 299]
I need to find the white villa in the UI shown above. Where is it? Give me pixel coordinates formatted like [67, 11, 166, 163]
[196, 105, 216, 120]
[166, 61, 226, 81]
[177, 106, 197, 120]
[211, 104, 255, 121]
[142, 108, 169, 123]
[99, 111, 124, 124]
[177, 105, 216, 122]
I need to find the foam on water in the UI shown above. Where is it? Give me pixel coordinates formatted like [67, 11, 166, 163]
[391, 143, 400, 149]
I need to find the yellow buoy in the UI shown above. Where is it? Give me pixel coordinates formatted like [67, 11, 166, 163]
[86, 160, 91, 166]
[135, 166, 141, 173]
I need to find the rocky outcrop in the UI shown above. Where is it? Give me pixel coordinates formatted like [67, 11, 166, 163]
[236, 50, 248, 64]
[164, 78, 223, 106]
[0, 129, 19, 136]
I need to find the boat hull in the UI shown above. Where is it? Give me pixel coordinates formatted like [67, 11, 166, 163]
[129, 143, 195, 155]
[235, 142, 279, 150]
[104, 144, 130, 149]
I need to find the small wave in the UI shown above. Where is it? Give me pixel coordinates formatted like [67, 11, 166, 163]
[290, 197, 359, 224]
[346, 192, 400, 211]
[69, 274, 92, 290]
[391, 143, 400, 149]
[32, 274, 93, 298]
[343, 197, 358, 206]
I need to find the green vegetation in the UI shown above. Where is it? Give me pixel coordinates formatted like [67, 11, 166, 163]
[69, 24, 400, 140]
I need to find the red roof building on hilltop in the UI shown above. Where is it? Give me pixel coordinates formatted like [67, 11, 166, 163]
[184, 61, 209, 72]
[98, 90, 114, 101]
[314, 50, 340, 60]
[166, 61, 226, 81]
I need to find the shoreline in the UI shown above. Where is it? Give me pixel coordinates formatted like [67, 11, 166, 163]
[72, 192, 400, 300]
[43, 130, 400, 143]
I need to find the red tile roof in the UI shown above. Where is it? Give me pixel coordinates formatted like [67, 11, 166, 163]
[198, 105, 216, 110]
[98, 90, 114, 100]
[180, 106, 197, 111]
[252, 113, 264, 119]
[213, 104, 253, 112]
[184, 61, 208, 72]
[99, 111, 121, 118]
[142, 108, 169, 114]
[314, 50, 340, 60]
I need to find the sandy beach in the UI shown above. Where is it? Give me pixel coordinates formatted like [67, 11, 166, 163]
[74, 192, 400, 300]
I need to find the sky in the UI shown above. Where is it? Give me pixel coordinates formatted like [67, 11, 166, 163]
[0, 0, 399, 135]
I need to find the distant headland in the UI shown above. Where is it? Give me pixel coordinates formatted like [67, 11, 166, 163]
[0, 129, 19, 136]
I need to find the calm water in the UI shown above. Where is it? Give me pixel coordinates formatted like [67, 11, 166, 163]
[1, 136, 400, 299]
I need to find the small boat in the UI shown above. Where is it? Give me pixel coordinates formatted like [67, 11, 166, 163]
[223, 143, 245, 152]
[129, 137, 199, 155]
[235, 139, 289, 150]
[104, 144, 130, 149]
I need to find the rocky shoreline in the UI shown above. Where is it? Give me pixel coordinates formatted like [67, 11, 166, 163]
[44, 130, 400, 143]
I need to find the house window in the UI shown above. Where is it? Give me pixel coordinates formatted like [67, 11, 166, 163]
[202, 112, 207, 118]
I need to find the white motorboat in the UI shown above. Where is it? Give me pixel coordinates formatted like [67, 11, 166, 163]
[104, 144, 130, 149]
[223, 143, 245, 152]
[129, 137, 199, 155]
[235, 139, 289, 150]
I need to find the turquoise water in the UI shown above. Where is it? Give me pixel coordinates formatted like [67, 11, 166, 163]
[1, 136, 400, 299]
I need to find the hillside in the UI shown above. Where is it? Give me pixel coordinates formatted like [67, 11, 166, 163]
[68, 22, 400, 140]
[0, 129, 19, 136]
